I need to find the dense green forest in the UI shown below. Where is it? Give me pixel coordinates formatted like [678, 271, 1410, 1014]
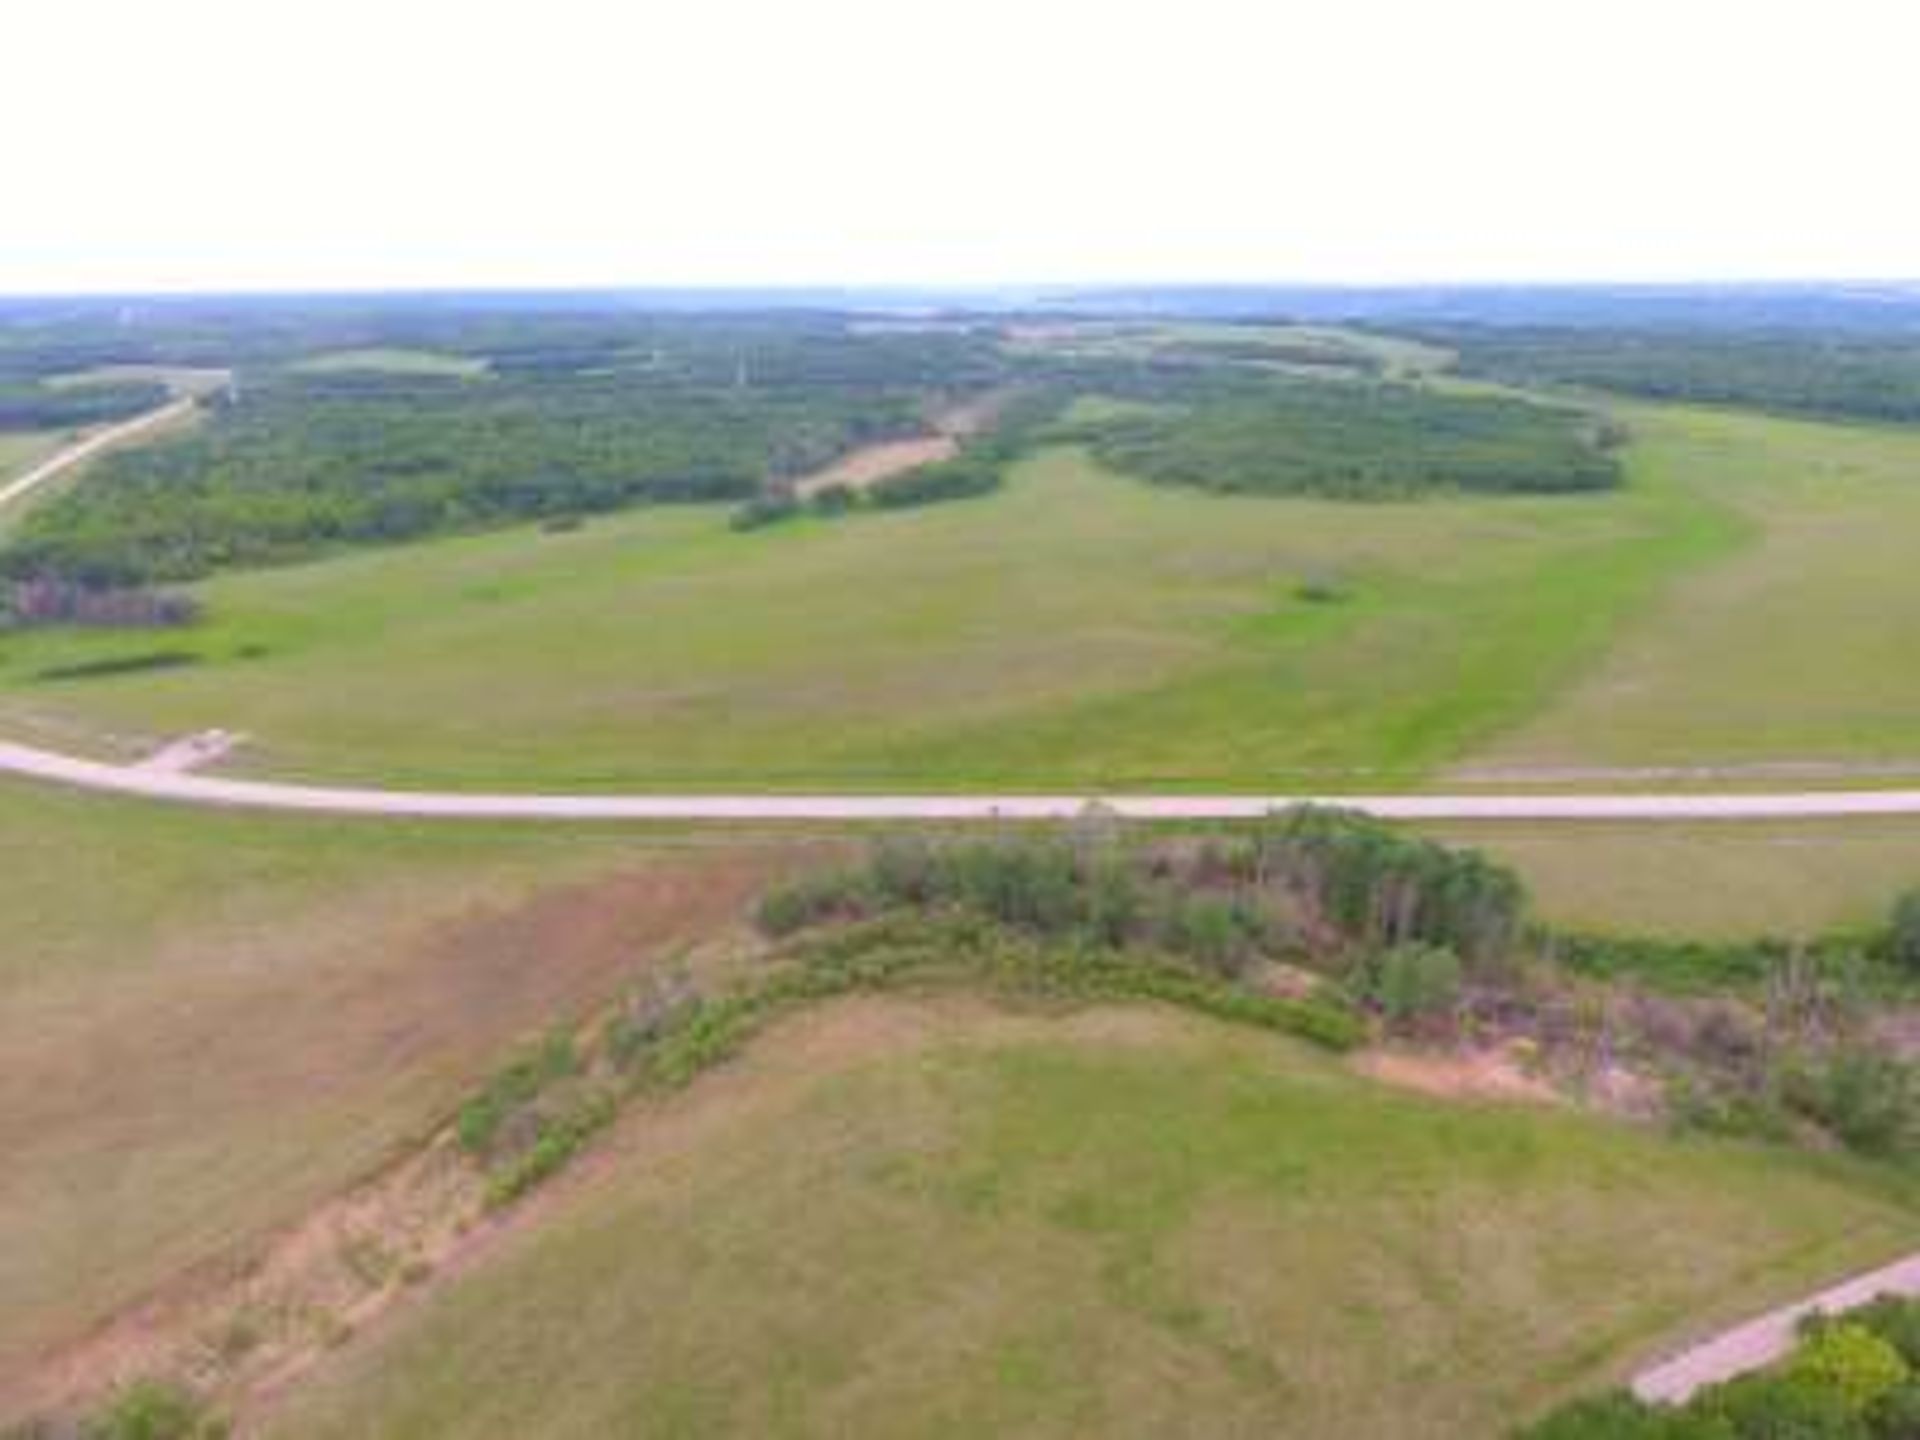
[1086, 377, 1624, 499]
[0, 321, 1016, 584]
[0, 379, 170, 430]
[1435, 326, 1920, 423]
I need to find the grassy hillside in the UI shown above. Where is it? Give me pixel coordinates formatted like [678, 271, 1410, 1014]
[0, 439, 1730, 789]
[0, 777, 792, 1394]
[1471, 404, 1920, 774]
[267, 999, 1920, 1439]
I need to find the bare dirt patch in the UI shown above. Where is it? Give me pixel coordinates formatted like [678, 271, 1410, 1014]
[791, 392, 1006, 498]
[1353, 1044, 1564, 1106]
[794, 433, 958, 496]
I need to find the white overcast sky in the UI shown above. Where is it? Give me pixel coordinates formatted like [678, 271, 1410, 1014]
[5, 0, 1917, 294]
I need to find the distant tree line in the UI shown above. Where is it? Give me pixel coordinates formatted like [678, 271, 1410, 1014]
[1433, 325, 1920, 423]
[0, 379, 170, 430]
[0, 320, 1025, 585]
[1085, 375, 1623, 499]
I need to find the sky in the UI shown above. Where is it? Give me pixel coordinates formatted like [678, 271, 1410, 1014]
[5, 0, 1918, 294]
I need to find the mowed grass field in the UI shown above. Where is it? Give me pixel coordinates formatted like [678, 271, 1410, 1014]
[0, 777, 796, 1398]
[267, 999, 1920, 1440]
[0, 439, 1734, 789]
[1467, 404, 1920, 774]
[1430, 818, 1920, 939]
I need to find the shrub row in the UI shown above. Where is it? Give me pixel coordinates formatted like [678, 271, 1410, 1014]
[1521, 1294, 1920, 1438]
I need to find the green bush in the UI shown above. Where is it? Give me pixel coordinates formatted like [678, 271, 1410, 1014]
[1889, 891, 1920, 975]
[1362, 943, 1463, 1027]
[1255, 806, 1526, 970]
[455, 1028, 578, 1155]
[1786, 1323, 1909, 1415]
[866, 453, 1003, 508]
[1782, 1051, 1920, 1158]
[1694, 1369, 1871, 1438]
[82, 1380, 226, 1440]
[1513, 1391, 1704, 1438]
[728, 493, 801, 531]
[1839, 1296, 1920, 1368]
[1528, 1306, 1919, 1439]
[754, 869, 873, 936]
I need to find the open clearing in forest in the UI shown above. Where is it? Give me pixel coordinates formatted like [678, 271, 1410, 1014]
[287, 348, 490, 378]
[263, 997, 1920, 1439]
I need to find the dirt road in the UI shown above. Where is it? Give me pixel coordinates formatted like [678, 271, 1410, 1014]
[0, 398, 196, 513]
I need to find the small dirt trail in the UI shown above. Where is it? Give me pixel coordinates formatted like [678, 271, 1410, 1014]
[1633, 1250, 1920, 1404]
[0, 398, 197, 514]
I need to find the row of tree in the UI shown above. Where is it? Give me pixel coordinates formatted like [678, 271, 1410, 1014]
[1437, 326, 1920, 424]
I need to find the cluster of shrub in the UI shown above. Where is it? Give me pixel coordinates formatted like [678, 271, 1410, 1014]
[1538, 891, 1920, 1160]
[0, 378, 169, 431]
[455, 807, 1536, 1217]
[1086, 375, 1624, 500]
[760, 814, 1920, 1166]
[3, 577, 198, 630]
[1439, 326, 1920, 425]
[4, 1375, 229, 1438]
[756, 807, 1527, 1028]
[0, 319, 1021, 586]
[1523, 1295, 1920, 1439]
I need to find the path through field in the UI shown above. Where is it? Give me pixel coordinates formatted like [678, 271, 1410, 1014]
[0, 398, 196, 513]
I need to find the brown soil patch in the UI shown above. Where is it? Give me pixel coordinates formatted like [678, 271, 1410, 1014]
[793, 434, 958, 497]
[790, 391, 1008, 498]
[1352, 1044, 1564, 1106]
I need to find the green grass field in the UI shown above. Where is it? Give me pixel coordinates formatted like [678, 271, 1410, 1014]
[266, 999, 1920, 1439]
[1430, 818, 1920, 940]
[1467, 404, 1920, 774]
[0, 776, 792, 1396]
[0, 437, 1733, 789]
[288, 348, 490, 378]
[0, 427, 70, 481]
[44, 364, 232, 397]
